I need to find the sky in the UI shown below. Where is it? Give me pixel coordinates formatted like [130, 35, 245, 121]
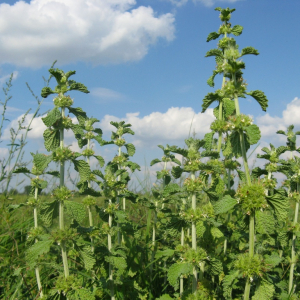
[1, 0, 300, 191]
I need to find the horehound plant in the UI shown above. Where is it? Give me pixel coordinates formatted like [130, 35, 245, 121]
[149, 145, 181, 289]
[203, 7, 269, 300]
[276, 126, 300, 296]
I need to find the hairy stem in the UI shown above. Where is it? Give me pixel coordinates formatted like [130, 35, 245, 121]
[108, 200, 115, 300]
[191, 172, 197, 294]
[289, 182, 299, 294]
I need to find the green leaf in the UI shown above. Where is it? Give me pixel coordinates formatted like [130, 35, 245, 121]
[255, 211, 276, 235]
[167, 262, 193, 291]
[39, 200, 59, 227]
[73, 159, 91, 183]
[211, 227, 224, 239]
[231, 25, 243, 36]
[171, 166, 183, 179]
[65, 200, 86, 223]
[43, 128, 60, 151]
[252, 280, 275, 300]
[150, 158, 161, 166]
[156, 295, 173, 300]
[41, 86, 55, 98]
[79, 246, 95, 271]
[223, 98, 235, 117]
[213, 195, 237, 215]
[93, 155, 105, 167]
[264, 253, 282, 268]
[26, 239, 53, 268]
[32, 153, 53, 172]
[208, 257, 223, 275]
[247, 90, 268, 112]
[42, 107, 61, 127]
[68, 107, 88, 125]
[75, 289, 95, 300]
[207, 31, 221, 42]
[223, 271, 240, 300]
[205, 49, 223, 58]
[245, 124, 261, 145]
[207, 70, 219, 87]
[251, 167, 267, 178]
[202, 92, 220, 113]
[266, 189, 289, 222]
[69, 81, 89, 93]
[125, 143, 135, 156]
[203, 132, 214, 151]
[155, 249, 175, 259]
[13, 167, 31, 174]
[241, 46, 259, 56]
[46, 170, 60, 177]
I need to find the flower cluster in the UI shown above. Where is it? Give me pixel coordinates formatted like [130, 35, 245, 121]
[53, 95, 73, 108]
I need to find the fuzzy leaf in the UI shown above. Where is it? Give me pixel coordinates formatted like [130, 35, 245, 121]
[231, 25, 243, 36]
[205, 49, 223, 58]
[252, 281, 275, 300]
[202, 92, 220, 113]
[39, 200, 59, 227]
[26, 238, 53, 268]
[241, 46, 259, 56]
[68, 107, 88, 125]
[245, 124, 261, 145]
[156, 295, 173, 300]
[42, 107, 61, 127]
[69, 82, 89, 93]
[167, 262, 193, 291]
[73, 159, 91, 182]
[32, 153, 53, 172]
[155, 249, 175, 259]
[13, 167, 31, 174]
[125, 143, 135, 156]
[203, 132, 214, 151]
[46, 170, 60, 177]
[256, 211, 276, 235]
[266, 189, 288, 222]
[207, 70, 219, 87]
[223, 98, 235, 117]
[247, 90, 268, 112]
[93, 155, 105, 167]
[230, 131, 250, 158]
[264, 253, 282, 268]
[208, 257, 223, 275]
[223, 271, 240, 300]
[211, 227, 224, 238]
[171, 166, 183, 179]
[65, 200, 86, 223]
[251, 167, 267, 178]
[75, 289, 95, 300]
[207, 31, 221, 42]
[79, 246, 95, 270]
[41, 87, 55, 98]
[213, 195, 237, 215]
[237, 169, 246, 182]
[43, 129, 60, 151]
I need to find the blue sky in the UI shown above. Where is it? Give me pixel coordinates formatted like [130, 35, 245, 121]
[1, 0, 300, 190]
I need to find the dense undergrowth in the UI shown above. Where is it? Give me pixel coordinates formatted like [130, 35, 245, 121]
[0, 7, 300, 300]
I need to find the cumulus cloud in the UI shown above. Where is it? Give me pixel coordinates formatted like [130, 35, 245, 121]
[0, 0, 175, 67]
[193, 0, 241, 7]
[256, 97, 300, 141]
[99, 106, 215, 147]
[90, 87, 125, 103]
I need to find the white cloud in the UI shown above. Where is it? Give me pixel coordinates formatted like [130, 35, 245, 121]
[0, 71, 19, 85]
[90, 87, 125, 103]
[193, 0, 241, 7]
[0, 0, 175, 67]
[256, 97, 300, 141]
[99, 106, 215, 147]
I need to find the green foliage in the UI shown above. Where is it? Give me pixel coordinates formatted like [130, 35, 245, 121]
[167, 262, 193, 290]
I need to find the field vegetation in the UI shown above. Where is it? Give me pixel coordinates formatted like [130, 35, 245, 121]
[0, 7, 299, 300]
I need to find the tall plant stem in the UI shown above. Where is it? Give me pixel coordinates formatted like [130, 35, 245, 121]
[86, 138, 95, 251]
[289, 182, 299, 294]
[59, 106, 69, 278]
[217, 72, 227, 153]
[191, 172, 197, 294]
[34, 184, 43, 298]
[108, 200, 115, 300]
